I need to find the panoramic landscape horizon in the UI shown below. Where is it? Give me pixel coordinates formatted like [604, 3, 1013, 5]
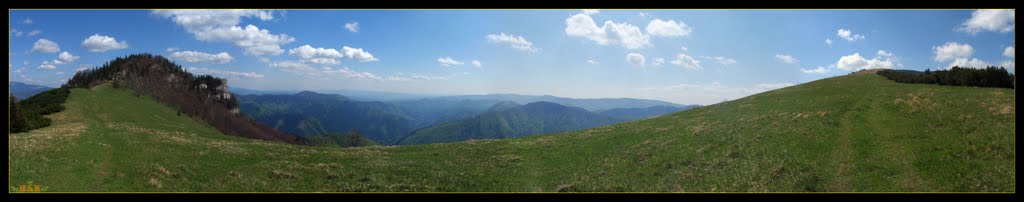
[8, 9, 1015, 193]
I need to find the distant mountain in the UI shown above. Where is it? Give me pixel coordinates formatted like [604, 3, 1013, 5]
[319, 89, 446, 102]
[599, 105, 699, 120]
[398, 101, 626, 145]
[238, 91, 417, 145]
[405, 94, 685, 111]
[487, 101, 522, 112]
[229, 87, 295, 95]
[9, 82, 54, 99]
[388, 98, 505, 129]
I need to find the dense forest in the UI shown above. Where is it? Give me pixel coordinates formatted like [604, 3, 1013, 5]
[62, 53, 306, 144]
[877, 66, 1014, 88]
[8, 88, 71, 133]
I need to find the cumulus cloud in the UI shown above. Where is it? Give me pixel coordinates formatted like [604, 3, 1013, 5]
[270, 60, 318, 76]
[999, 60, 1015, 70]
[288, 45, 378, 64]
[565, 11, 651, 49]
[437, 57, 464, 67]
[670, 53, 701, 70]
[344, 22, 359, 32]
[31, 39, 60, 53]
[38, 61, 56, 69]
[700, 56, 737, 65]
[22, 18, 33, 24]
[801, 66, 828, 74]
[170, 51, 234, 64]
[836, 52, 899, 71]
[587, 59, 600, 65]
[27, 30, 41, 36]
[948, 58, 993, 69]
[471, 60, 482, 67]
[341, 46, 378, 62]
[626, 53, 646, 66]
[81, 34, 129, 52]
[775, 54, 798, 64]
[57, 51, 80, 64]
[932, 42, 974, 62]
[582, 9, 600, 15]
[1004, 46, 1014, 58]
[153, 10, 294, 56]
[188, 67, 264, 79]
[323, 67, 383, 80]
[958, 9, 1015, 34]
[825, 38, 832, 45]
[836, 29, 865, 41]
[646, 19, 692, 37]
[876, 50, 894, 58]
[485, 33, 539, 52]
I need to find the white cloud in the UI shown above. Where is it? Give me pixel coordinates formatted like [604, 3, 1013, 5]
[22, 18, 33, 24]
[651, 57, 665, 66]
[587, 59, 600, 65]
[825, 38, 832, 45]
[582, 9, 600, 15]
[836, 52, 899, 71]
[57, 52, 80, 63]
[948, 58, 991, 69]
[289, 45, 343, 64]
[700, 56, 737, 65]
[775, 54, 798, 64]
[999, 60, 1015, 70]
[437, 57, 464, 67]
[670, 53, 701, 70]
[958, 9, 1015, 34]
[344, 22, 359, 33]
[27, 30, 41, 36]
[645, 19, 692, 37]
[57, 71, 64, 75]
[170, 51, 234, 64]
[801, 66, 828, 74]
[323, 67, 383, 80]
[166, 47, 179, 52]
[485, 33, 539, 52]
[151, 9, 274, 32]
[680, 46, 688, 51]
[31, 39, 60, 53]
[836, 29, 865, 41]
[1004, 46, 1014, 57]
[287, 45, 377, 64]
[81, 34, 129, 52]
[38, 61, 56, 69]
[876, 50, 894, 58]
[341, 46, 379, 62]
[188, 67, 264, 79]
[565, 12, 651, 49]
[10, 29, 24, 37]
[932, 42, 974, 62]
[471, 60, 482, 67]
[192, 25, 295, 55]
[153, 10, 294, 56]
[626, 53, 646, 66]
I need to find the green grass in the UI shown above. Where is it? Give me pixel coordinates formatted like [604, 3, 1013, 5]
[8, 74, 1015, 192]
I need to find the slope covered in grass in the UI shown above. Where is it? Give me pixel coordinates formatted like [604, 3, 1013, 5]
[8, 74, 1014, 192]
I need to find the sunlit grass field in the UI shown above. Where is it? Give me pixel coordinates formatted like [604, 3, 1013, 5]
[8, 74, 1014, 192]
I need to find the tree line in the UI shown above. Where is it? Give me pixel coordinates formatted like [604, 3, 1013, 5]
[877, 66, 1014, 89]
[9, 88, 71, 133]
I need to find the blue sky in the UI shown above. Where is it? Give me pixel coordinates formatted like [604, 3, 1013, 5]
[8, 9, 1015, 105]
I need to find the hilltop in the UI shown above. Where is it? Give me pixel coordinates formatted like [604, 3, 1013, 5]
[8, 73, 1014, 192]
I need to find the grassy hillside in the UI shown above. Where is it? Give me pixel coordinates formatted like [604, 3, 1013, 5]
[8, 74, 1014, 192]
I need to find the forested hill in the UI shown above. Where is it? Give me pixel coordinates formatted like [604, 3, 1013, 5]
[63, 53, 306, 145]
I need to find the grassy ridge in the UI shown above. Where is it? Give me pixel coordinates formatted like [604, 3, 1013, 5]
[8, 74, 1014, 192]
